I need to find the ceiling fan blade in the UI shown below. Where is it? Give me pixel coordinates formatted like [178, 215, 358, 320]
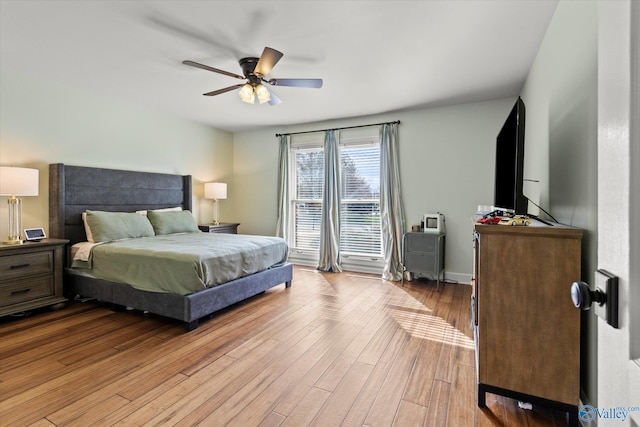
[254, 47, 283, 77]
[268, 78, 323, 88]
[182, 60, 245, 80]
[203, 84, 244, 96]
[266, 87, 282, 106]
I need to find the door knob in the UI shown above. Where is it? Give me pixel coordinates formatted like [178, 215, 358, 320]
[570, 281, 605, 310]
[570, 269, 619, 328]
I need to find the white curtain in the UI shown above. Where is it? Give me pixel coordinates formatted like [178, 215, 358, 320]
[317, 130, 342, 272]
[380, 123, 405, 281]
[275, 134, 290, 242]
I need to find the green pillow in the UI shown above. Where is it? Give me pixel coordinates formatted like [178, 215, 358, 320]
[85, 210, 155, 243]
[147, 210, 199, 235]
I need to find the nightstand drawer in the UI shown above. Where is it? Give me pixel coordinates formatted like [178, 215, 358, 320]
[0, 251, 54, 281]
[0, 276, 55, 307]
[0, 239, 68, 317]
[405, 234, 437, 252]
[405, 251, 436, 271]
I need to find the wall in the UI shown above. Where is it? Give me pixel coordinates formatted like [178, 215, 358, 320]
[0, 70, 234, 238]
[232, 98, 514, 281]
[520, 0, 598, 405]
[1, 65, 515, 281]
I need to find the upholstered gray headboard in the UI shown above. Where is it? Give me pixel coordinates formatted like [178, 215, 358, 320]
[49, 163, 192, 245]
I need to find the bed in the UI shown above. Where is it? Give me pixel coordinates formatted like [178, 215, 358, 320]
[49, 163, 292, 331]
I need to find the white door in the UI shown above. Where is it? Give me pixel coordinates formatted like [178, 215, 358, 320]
[594, 1, 640, 426]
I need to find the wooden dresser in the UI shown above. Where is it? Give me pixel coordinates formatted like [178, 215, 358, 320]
[0, 238, 68, 316]
[472, 220, 582, 424]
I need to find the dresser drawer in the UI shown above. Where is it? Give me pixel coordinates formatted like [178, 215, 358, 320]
[0, 276, 55, 307]
[0, 251, 54, 281]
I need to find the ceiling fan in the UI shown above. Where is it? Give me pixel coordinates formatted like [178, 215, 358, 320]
[183, 47, 323, 105]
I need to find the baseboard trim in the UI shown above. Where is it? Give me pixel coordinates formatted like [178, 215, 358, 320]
[442, 271, 472, 285]
[287, 259, 473, 285]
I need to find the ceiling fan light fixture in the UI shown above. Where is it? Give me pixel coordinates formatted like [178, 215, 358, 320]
[255, 84, 271, 104]
[183, 47, 323, 105]
[239, 83, 255, 104]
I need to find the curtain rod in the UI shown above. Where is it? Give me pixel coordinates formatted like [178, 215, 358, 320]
[275, 120, 400, 137]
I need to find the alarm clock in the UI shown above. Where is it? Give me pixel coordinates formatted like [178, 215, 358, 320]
[24, 227, 46, 241]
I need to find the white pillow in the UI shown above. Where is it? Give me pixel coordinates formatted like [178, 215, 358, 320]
[135, 206, 183, 216]
[82, 211, 95, 243]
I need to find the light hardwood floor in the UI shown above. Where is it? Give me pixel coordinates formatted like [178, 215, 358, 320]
[0, 265, 569, 426]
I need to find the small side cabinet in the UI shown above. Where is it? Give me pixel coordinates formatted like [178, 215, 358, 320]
[402, 232, 445, 290]
[198, 223, 240, 234]
[0, 238, 68, 317]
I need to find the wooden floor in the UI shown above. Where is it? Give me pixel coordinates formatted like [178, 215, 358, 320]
[0, 265, 570, 426]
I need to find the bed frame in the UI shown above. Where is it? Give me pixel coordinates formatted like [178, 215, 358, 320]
[49, 163, 292, 331]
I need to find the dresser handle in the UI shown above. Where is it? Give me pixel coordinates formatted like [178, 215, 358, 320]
[9, 263, 31, 269]
[11, 288, 31, 295]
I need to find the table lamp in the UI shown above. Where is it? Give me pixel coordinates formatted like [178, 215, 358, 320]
[204, 182, 227, 225]
[0, 166, 39, 245]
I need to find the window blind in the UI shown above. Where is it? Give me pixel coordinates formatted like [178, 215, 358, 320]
[292, 149, 324, 251]
[340, 145, 381, 255]
[290, 142, 382, 257]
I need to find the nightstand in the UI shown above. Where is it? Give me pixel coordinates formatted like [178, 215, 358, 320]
[0, 238, 69, 317]
[198, 223, 240, 234]
[402, 232, 446, 290]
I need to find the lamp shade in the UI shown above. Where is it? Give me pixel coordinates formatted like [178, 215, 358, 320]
[204, 182, 227, 200]
[239, 84, 255, 104]
[255, 84, 271, 104]
[0, 167, 39, 196]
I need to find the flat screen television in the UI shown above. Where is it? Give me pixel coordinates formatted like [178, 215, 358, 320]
[494, 97, 528, 215]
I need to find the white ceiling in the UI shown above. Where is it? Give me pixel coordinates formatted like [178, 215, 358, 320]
[0, 0, 558, 133]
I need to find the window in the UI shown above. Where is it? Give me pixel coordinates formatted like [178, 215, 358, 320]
[340, 144, 381, 255]
[290, 139, 382, 258]
[292, 147, 324, 251]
